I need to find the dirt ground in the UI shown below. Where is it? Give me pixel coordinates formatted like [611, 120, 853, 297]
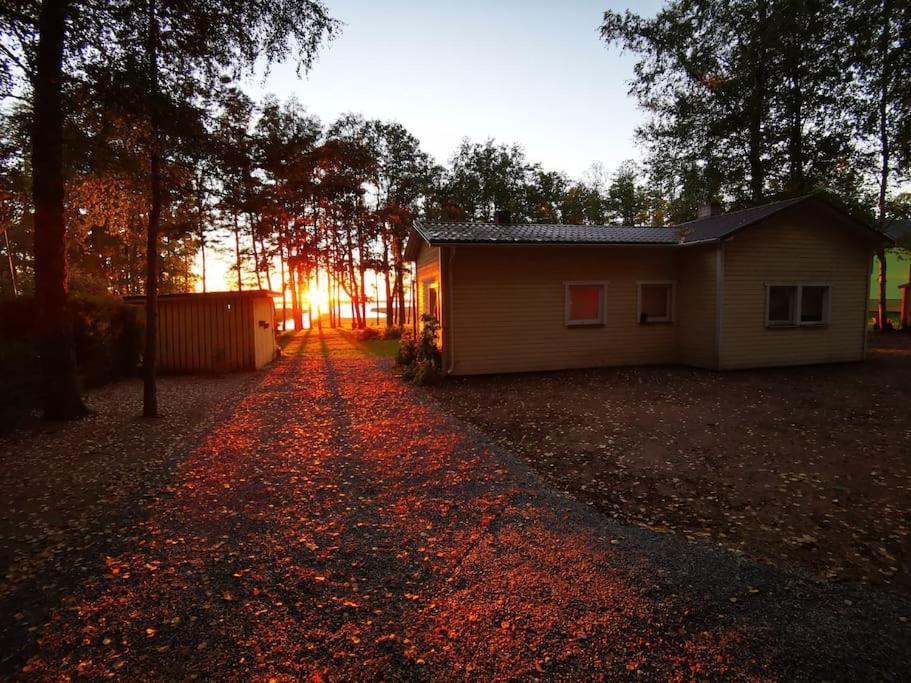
[0, 373, 259, 607]
[2, 328, 908, 680]
[431, 333, 911, 592]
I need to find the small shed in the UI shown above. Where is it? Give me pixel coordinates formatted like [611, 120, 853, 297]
[125, 291, 278, 372]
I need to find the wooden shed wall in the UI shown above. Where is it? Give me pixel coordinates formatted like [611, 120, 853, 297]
[719, 208, 871, 369]
[156, 296, 261, 372]
[448, 245, 679, 375]
[252, 297, 276, 369]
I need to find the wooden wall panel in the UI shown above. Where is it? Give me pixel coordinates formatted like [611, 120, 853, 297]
[151, 294, 274, 373]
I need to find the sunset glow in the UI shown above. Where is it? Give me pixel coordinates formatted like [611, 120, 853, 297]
[306, 283, 330, 312]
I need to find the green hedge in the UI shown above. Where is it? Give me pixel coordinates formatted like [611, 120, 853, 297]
[0, 295, 144, 428]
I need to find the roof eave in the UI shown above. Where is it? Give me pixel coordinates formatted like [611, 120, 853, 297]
[423, 239, 680, 248]
[403, 222, 432, 261]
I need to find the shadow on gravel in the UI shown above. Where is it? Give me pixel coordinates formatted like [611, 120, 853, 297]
[5, 328, 909, 680]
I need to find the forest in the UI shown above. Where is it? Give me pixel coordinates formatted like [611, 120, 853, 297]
[0, 0, 909, 420]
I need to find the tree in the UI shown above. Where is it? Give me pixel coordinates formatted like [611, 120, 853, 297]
[28, 0, 87, 418]
[439, 139, 532, 221]
[601, 1, 859, 206]
[849, 0, 911, 328]
[255, 96, 323, 330]
[371, 121, 433, 326]
[100, 0, 337, 416]
[213, 87, 257, 291]
[607, 161, 654, 225]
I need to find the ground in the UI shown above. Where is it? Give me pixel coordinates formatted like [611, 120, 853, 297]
[433, 334, 911, 593]
[0, 329, 908, 679]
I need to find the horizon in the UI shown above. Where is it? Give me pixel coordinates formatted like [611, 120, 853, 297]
[204, 0, 663, 292]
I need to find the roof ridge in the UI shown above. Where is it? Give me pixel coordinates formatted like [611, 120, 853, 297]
[418, 220, 675, 229]
[675, 195, 811, 227]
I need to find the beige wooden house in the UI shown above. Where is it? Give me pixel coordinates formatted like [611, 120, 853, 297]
[125, 291, 277, 372]
[405, 196, 891, 375]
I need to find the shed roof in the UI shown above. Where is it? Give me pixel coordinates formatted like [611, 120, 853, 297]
[123, 290, 279, 304]
[405, 195, 890, 259]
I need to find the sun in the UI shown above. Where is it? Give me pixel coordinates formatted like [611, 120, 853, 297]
[306, 283, 330, 312]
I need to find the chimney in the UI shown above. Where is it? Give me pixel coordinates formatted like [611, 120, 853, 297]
[698, 201, 724, 219]
[494, 209, 511, 225]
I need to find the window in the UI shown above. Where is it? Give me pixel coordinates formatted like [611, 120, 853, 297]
[766, 284, 830, 327]
[427, 283, 439, 319]
[638, 281, 675, 323]
[767, 286, 797, 326]
[565, 282, 606, 326]
[800, 286, 828, 324]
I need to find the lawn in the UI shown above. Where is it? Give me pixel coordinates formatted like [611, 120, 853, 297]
[280, 325, 399, 358]
[430, 333, 911, 591]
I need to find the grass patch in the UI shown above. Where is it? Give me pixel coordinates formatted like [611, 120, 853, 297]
[358, 339, 399, 358]
[335, 327, 399, 358]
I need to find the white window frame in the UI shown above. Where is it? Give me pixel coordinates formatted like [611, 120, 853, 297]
[564, 281, 608, 327]
[637, 280, 676, 324]
[764, 283, 831, 328]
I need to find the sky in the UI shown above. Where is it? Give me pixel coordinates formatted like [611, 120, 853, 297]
[243, 0, 662, 179]
[209, 0, 663, 294]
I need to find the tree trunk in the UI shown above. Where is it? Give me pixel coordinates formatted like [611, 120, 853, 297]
[394, 235, 406, 327]
[393, 278, 400, 326]
[876, 0, 892, 330]
[3, 229, 18, 296]
[233, 211, 242, 290]
[747, 0, 768, 203]
[277, 234, 286, 329]
[260, 235, 273, 291]
[248, 212, 262, 289]
[32, 0, 86, 419]
[290, 264, 302, 331]
[380, 231, 393, 326]
[788, 67, 804, 192]
[199, 230, 207, 292]
[877, 249, 888, 329]
[143, 0, 161, 418]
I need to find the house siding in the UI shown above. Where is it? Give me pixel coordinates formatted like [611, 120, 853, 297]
[676, 245, 719, 368]
[448, 245, 679, 375]
[719, 209, 871, 369]
[415, 240, 441, 319]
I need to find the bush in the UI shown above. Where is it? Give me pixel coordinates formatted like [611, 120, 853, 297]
[356, 326, 383, 341]
[0, 295, 144, 428]
[396, 314, 443, 385]
[395, 334, 418, 367]
[382, 326, 403, 340]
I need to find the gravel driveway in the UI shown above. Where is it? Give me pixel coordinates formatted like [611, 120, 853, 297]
[2, 328, 909, 680]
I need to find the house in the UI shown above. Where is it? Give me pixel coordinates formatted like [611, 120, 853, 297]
[124, 290, 278, 372]
[870, 219, 911, 318]
[404, 196, 891, 375]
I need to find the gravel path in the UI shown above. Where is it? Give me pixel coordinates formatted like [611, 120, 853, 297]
[2, 328, 909, 680]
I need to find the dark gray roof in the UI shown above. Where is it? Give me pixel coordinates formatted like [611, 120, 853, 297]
[675, 196, 809, 243]
[413, 222, 680, 245]
[408, 196, 887, 255]
[886, 220, 911, 240]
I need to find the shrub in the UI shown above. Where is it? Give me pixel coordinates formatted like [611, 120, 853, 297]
[396, 314, 443, 385]
[356, 326, 382, 341]
[382, 326, 403, 340]
[395, 333, 417, 367]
